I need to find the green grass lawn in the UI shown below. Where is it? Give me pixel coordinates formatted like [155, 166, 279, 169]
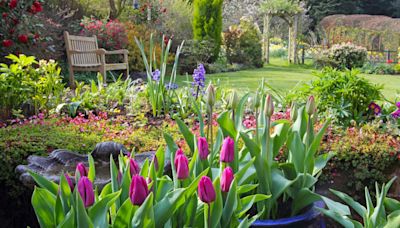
[176, 58, 400, 99]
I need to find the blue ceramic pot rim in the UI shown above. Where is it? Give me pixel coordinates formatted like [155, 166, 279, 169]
[250, 200, 325, 227]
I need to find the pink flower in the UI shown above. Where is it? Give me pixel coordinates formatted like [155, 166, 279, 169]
[197, 137, 209, 160]
[220, 137, 234, 163]
[221, 167, 234, 192]
[174, 153, 189, 180]
[78, 177, 94, 207]
[198, 176, 216, 204]
[129, 158, 140, 176]
[129, 175, 149, 206]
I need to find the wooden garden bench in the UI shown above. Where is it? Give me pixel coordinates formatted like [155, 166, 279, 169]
[64, 31, 129, 88]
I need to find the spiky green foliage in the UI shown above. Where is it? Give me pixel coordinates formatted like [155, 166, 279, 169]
[192, 0, 223, 62]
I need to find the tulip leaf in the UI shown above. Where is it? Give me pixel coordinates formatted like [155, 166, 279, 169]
[222, 179, 238, 227]
[28, 170, 58, 195]
[234, 93, 249, 132]
[31, 187, 56, 227]
[210, 128, 223, 166]
[287, 132, 305, 173]
[59, 173, 73, 214]
[113, 198, 137, 228]
[100, 183, 112, 199]
[317, 207, 359, 228]
[271, 168, 294, 203]
[154, 188, 186, 227]
[217, 111, 237, 139]
[184, 195, 198, 227]
[238, 194, 270, 218]
[211, 178, 223, 228]
[238, 206, 265, 228]
[57, 208, 75, 228]
[176, 118, 195, 154]
[131, 193, 155, 228]
[75, 191, 94, 228]
[329, 189, 366, 218]
[55, 194, 65, 225]
[291, 188, 321, 215]
[292, 106, 307, 137]
[89, 190, 121, 228]
[384, 198, 400, 214]
[155, 176, 173, 202]
[271, 122, 290, 157]
[237, 184, 258, 195]
[110, 155, 120, 209]
[88, 154, 96, 183]
[235, 157, 255, 185]
[313, 152, 335, 176]
[155, 146, 165, 178]
[385, 210, 400, 228]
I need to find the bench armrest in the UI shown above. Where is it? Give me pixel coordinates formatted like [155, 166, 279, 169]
[105, 49, 128, 55]
[69, 49, 106, 55]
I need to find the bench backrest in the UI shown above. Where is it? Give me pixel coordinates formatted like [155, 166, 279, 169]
[64, 31, 100, 66]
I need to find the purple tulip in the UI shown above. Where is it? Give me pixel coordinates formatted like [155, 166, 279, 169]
[392, 109, 400, 119]
[396, 102, 400, 109]
[220, 137, 234, 163]
[221, 167, 234, 192]
[129, 175, 149, 206]
[176, 148, 184, 157]
[198, 137, 209, 160]
[65, 173, 74, 192]
[129, 158, 140, 176]
[76, 162, 87, 177]
[174, 154, 189, 180]
[198, 176, 216, 204]
[78, 177, 94, 207]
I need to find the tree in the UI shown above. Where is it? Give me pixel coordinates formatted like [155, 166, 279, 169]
[108, 0, 128, 19]
[260, 0, 302, 64]
[192, 0, 223, 61]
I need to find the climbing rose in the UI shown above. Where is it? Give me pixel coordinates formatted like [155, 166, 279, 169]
[30, 1, 43, 13]
[18, 34, 28, 43]
[9, 0, 18, 9]
[2, 40, 13, 47]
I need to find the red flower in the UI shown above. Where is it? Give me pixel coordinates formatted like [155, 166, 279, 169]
[29, 1, 42, 14]
[2, 39, 13, 47]
[9, 29, 15, 34]
[387, 59, 394, 64]
[2, 12, 8, 19]
[9, 0, 17, 9]
[13, 18, 18, 25]
[18, 34, 28, 43]
[34, 34, 40, 39]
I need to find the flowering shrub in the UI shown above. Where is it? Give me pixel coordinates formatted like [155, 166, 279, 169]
[0, 0, 44, 56]
[316, 43, 368, 69]
[321, 124, 400, 197]
[79, 17, 128, 50]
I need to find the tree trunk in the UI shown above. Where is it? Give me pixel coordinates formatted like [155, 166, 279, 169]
[288, 14, 299, 64]
[262, 14, 271, 64]
[109, 0, 118, 19]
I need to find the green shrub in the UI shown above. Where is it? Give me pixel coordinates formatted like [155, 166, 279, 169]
[223, 17, 263, 68]
[361, 62, 396, 75]
[0, 55, 64, 119]
[179, 39, 215, 74]
[320, 124, 400, 198]
[287, 68, 383, 126]
[192, 0, 223, 61]
[315, 43, 368, 70]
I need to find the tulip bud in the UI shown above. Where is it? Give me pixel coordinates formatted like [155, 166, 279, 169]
[220, 137, 234, 163]
[65, 173, 74, 192]
[221, 167, 234, 192]
[174, 154, 189, 180]
[254, 91, 261, 109]
[290, 102, 298, 121]
[176, 148, 184, 157]
[129, 158, 140, 176]
[152, 154, 159, 171]
[198, 137, 209, 160]
[229, 91, 239, 110]
[306, 96, 315, 116]
[129, 175, 149, 206]
[198, 176, 216, 204]
[76, 163, 87, 177]
[206, 84, 216, 108]
[78, 177, 94, 207]
[264, 95, 274, 117]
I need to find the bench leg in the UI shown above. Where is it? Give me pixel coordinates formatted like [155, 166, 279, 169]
[100, 67, 107, 86]
[69, 66, 75, 89]
[126, 66, 129, 78]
